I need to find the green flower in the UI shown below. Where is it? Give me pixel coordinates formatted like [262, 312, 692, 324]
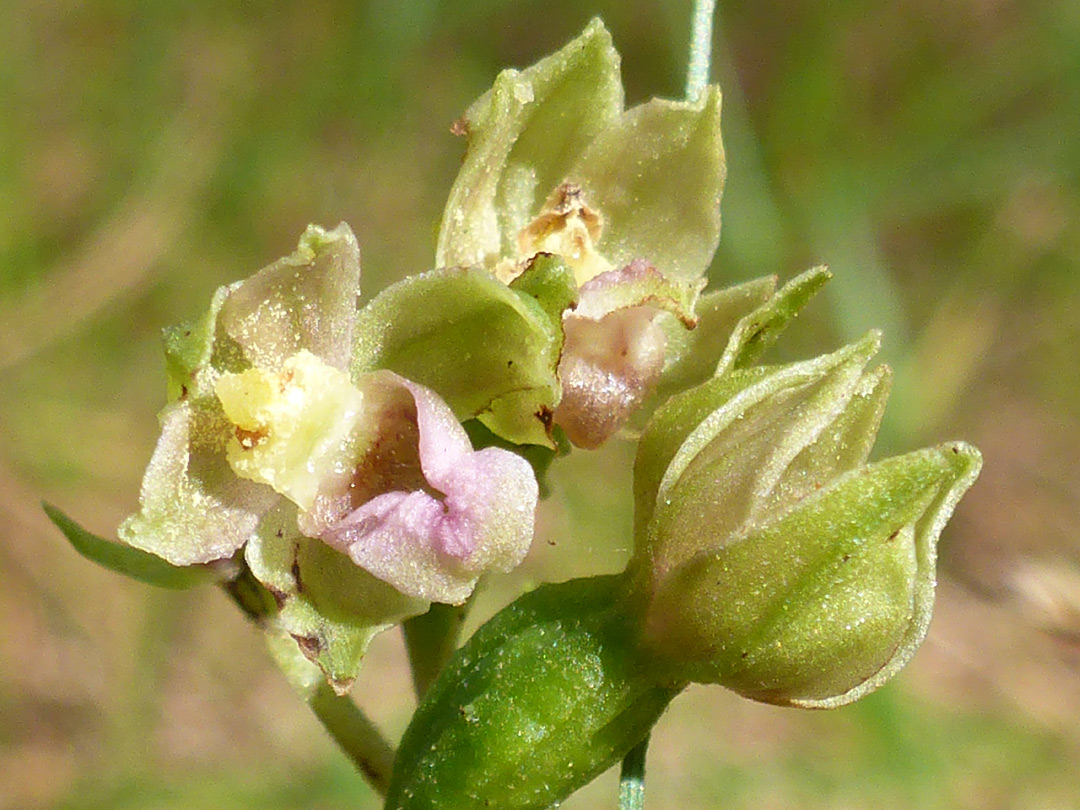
[435, 18, 725, 448]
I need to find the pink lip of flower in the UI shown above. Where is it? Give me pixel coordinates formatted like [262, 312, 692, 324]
[554, 259, 703, 449]
[320, 372, 539, 605]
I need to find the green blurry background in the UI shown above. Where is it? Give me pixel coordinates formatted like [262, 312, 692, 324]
[2, 1, 1079, 807]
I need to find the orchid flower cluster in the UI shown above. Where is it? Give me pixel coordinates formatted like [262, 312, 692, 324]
[49, 19, 981, 810]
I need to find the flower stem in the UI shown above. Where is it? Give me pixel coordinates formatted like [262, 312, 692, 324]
[686, 0, 717, 102]
[309, 681, 396, 794]
[618, 734, 650, 810]
[403, 599, 471, 699]
[221, 571, 396, 796]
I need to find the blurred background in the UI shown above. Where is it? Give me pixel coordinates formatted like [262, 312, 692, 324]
[2, 0, 1079, 807]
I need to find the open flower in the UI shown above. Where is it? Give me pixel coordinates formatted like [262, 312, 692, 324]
[434, 19, 725, 448]
[119, 224, 538, 687]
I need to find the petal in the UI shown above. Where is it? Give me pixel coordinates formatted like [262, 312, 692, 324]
[554, 261, 704, 449]
[352, 265, 565, 447]
[119, 399, 278, 565]
[322, 375, 538, 603]
[436, 19, 623, 270]
[246, 502, 426, 694]
[567, 86, 725, 282]
[555, 308, 667, 449]
[218, 223, 361, 371]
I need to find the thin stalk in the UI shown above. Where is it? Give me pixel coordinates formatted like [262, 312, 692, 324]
[309, 681, 396, 794]
[618, 734, 650, 810]
[686, 0, 717, 102]
[403, 599, 471, 699]
[221, 571, 396, 796]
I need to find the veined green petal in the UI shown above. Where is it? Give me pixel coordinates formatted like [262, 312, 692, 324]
[567, 86, 725, 282]
[219, 222, 361, 372]
[437, 18, 623, 270]
[634, 333, 881, 579]
[352, 266, 563, 447]
[119, 399, 279, 566]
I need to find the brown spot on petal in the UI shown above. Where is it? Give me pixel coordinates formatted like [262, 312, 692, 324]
[235, 425, 267, 449]
[450, 116, 470, 137]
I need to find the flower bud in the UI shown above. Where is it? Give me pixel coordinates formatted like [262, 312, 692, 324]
[633, 336, 982, 707]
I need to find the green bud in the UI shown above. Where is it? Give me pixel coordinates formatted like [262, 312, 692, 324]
[632, 336, 982, 707]
[386, 575, 678, 810]
[642, 443, 981, 708]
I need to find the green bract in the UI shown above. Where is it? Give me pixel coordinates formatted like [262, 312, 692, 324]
[632, 334, 983, 707]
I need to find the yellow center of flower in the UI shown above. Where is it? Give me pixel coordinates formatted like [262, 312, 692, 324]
[214, 349, 365, 511]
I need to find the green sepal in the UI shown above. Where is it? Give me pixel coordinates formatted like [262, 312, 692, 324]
[717, 266, 832, 375]
[163, 285, 232, 402]
[351, 266, 563, 447]
[44, 503, 220, 590]
[386, 575, 679, 810]
[246, 503, 426, 694]
[643, 443, 982, 707]
[633, 333, 883, 575]
[437, 18, 623, 270]
[630, 276, 776, 431]
[566, 86, 725, 283]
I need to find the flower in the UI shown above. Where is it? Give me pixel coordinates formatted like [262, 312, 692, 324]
[435, 19, 725, 448]
[120, 223, 538, 687]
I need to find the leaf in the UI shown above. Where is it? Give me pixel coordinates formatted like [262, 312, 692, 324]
[43, 503, 219, 590]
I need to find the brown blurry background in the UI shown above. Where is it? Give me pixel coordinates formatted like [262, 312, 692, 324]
[2, 1, 1078, 807]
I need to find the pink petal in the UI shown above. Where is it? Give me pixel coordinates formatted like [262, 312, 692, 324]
[321, 374, 538, 603]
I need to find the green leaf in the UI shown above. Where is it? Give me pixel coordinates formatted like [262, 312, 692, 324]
[436, 18, 623, 270]
[43, 503, 219, 590]
[567, 86, 725, 282]
[717, 265, 832, 374]
[352, 266, 563, 447]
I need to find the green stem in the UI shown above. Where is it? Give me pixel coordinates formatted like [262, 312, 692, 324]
[686, 0, 717, 102]
[618, 734, 650, 810]
[309, 681, 396, 794]
[403, 599, 471, 699]
[220, 571, 396, 796]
